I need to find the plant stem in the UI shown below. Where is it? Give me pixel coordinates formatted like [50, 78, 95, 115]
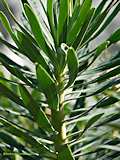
[51, 73, 67, 158]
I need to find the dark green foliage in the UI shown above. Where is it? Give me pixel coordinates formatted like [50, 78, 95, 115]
[0, 0, 120, 159]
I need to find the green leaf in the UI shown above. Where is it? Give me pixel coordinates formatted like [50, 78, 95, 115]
[87, 57, 120, 73]
[36, 64, 55, 90]
[0, 83, 24, 106]
[24, 4, 48, 54]
[88, 66, 120, 84]
[0, 11, 18, 44]
[87, 78, 120, 97]
[24, 3, 57, 66]
[71, 96, 118, 120]
[47, 0, 56, 42]
[36, 65, 59, 110]
[96, 97, 119, 108]
[73, 8, 95, 49]
[92, 0, 108, 19]
[0, 116, 56, 159]
[1, 64, 32, 87]
[0, 131, 25, 151]
[74, 137, 120, 157]
[91, 3, 120, 40]
[86, 41, 110, 66]
[67, 0, 92, 45]
[84, 113, 104, 132]
[0, 11, 13, 36]
[108, 28, 120, 45]
[19, 84, 54, 133]
[16, 30, 49, 71]
[65, 47, 79, 89]
[96, 112, 120, 127]
[67, 4, 81, 32]
[0, 52, 23, 69]
[0, 106, 32, 120]
[0, 37, 19, 51]
[2, 0, 38, 46]
[57, 0, 68, 45]
[82, 10, 107, 45]
[58, 145, 75, 160]
[95, 41, 110, 58]
[57, 47, 66, 74]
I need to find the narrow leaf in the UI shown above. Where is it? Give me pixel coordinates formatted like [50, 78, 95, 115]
[36, 65, 59, 110]
[24, 4, 48, 54]
[96, 113, 120, 127]
[86, 57, 120, 74]
[87, 78, 120, 97]
[47, 0, 56, 42]
[73, 8, 95, 49]
[58, 145, 75, 160]
[2, 0, 38, 46]
[0, 83, 24, 106]
[108, 28, 120, 45]
[93, 0, 108, 18]
[19, 84, 54, 133]
[0, 131, 25, 151]
[93, 41, 110, 60]
[68, 4, 81, 32]
[96, 97, 119, 108]
[0, 11, 18, 44]
[84, 113, 104, 132]
[0, 37, 19, 51]
[91, 3, 120, 40]
[57, 0, 68, 44]
[0, 116, 56, 159]
[0, 52, 24, 69]
[2, 64, 32, 87]
[0, 11, 13, 36]
[16, 30, 49, 71]
[82, 11, 107, 45]
[66, 47, 79, 89]
[88, 66, 120, 84]
[67, 0, 92, 45]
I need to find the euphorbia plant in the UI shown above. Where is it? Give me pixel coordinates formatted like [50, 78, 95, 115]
[0, 0, 120, 159]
